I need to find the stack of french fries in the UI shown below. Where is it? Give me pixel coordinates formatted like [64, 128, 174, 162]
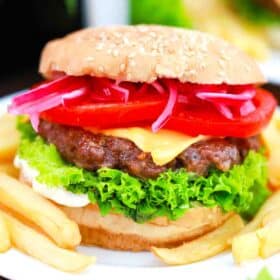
[232, 192, 280, 263]
[0, 114, 94, 272]
[2, 112, 280, 270]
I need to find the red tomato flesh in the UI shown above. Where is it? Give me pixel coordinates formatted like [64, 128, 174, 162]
[165, 89, 276, 137]
[41, 88, 276, 138]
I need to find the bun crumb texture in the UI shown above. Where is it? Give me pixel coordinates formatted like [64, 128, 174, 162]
[40, 25, 265, 85]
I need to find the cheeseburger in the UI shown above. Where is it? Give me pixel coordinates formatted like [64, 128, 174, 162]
[9, 25, 276, 251]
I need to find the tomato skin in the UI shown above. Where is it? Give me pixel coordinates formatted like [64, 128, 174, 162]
[41, 88, 276, 138]
[165, 89, 277, 137]
[41, 98, 167, 129]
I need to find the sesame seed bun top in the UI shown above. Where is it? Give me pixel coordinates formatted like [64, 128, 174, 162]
[39, 25, 265, 85]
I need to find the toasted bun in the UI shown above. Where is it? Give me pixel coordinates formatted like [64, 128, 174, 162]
[19, 166, 231, 251]
[39, 25, 265, 85]
[60, 205, 231, 251]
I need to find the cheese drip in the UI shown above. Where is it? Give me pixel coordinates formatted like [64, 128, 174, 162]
[97, 127, 207, 165]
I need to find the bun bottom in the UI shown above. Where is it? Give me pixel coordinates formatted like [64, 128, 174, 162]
[19, 169, 231, 251]
[60, 205, 231, 251]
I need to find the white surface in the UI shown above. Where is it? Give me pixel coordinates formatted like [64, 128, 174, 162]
[259, 51, 280, 85]
[82, 0, 129, 27]
[1, 94, 280, 280]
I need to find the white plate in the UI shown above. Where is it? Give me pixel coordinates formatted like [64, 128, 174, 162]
[0, 93, 280, 280]
[259, 51, 280, 85]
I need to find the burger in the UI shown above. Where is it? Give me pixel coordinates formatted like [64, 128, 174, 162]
[9, 25, 277, 251]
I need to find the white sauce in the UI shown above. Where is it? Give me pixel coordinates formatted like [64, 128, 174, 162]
[14, 156, 90, 207]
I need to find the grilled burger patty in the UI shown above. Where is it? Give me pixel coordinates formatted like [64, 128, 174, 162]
[38, 120, 261, 179]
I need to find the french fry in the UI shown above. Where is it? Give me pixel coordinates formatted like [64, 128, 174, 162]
[232, 231, 260, 263]
[262, 111, 280, 188]
[0, 213, 11, 252]
[233, 219, 280, 263]
[257, 219, 280, 258]
[240, 191, 280, 234]
[232, 192, 280, 263]
[262, 209, 280, 226]
[0, 163, 19, 178]
[0, 114, 19, 162]
[0, 210, 94, 272]
[276, 117, 280, 130]
[0, 173, 81, 248]
[151, 215, 244, 265]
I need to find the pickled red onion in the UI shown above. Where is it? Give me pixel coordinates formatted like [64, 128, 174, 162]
[8, 75, 257, 132]
[11, 75, 74, 107]
[93, 78, 130, 102]
[196, 90, 255, 104]
[151, 81, 165, 94]
[240, 100, 256, 116]
[152, 80, 177, 132]
[196, 90, 256, 119]
[9, 87, 87, 131]
[214, 103, 233, 120]
[110, 84, 130, 102]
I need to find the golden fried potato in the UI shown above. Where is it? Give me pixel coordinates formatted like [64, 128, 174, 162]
[0, 173, 81, 249]
[262, 111, 280, 188]
[152, 215, 244, 265]
[232, 231, 260, 263]
[241, 191, 280, 234]
[0, 163, 19, 178]
[262, 208, 280, 226]
[0, 210, 94, 272]
[232, 192, 280, 263]
[0, 114, 19, 162]
[257, 219, 280, 258]
[0, 213, 11, 252]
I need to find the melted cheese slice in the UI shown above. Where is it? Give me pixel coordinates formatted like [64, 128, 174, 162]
[99, 128, 207, 166]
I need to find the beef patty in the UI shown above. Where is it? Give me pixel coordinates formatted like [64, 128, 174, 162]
[38, 120, 261, 179]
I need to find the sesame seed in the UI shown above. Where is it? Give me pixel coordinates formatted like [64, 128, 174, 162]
[128, 52, 136, 58]
[123, 37, 130, 45]
[98, 66, 105, 73]
[130, 60, 136, 67]
[188, 70, 196, 76]
[127, 72, 132, 80]
[85, 56, 95, 62]
[112, 49, 119, 57]
[138, 26, 148, 32]
[96, 43, 104, 51]
[139, 46, 145, 54]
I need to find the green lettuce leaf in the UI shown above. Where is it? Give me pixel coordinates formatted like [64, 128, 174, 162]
[249, 268, 278, 280]
[17, 120, 270, 223]
[230, 0, 280, 26]
[130, 0, 193, 28]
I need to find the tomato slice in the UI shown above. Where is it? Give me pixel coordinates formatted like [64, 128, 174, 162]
[165, 89, 276, 137]
[41, 88, 276, 137]
[41, 95, 167, 128]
